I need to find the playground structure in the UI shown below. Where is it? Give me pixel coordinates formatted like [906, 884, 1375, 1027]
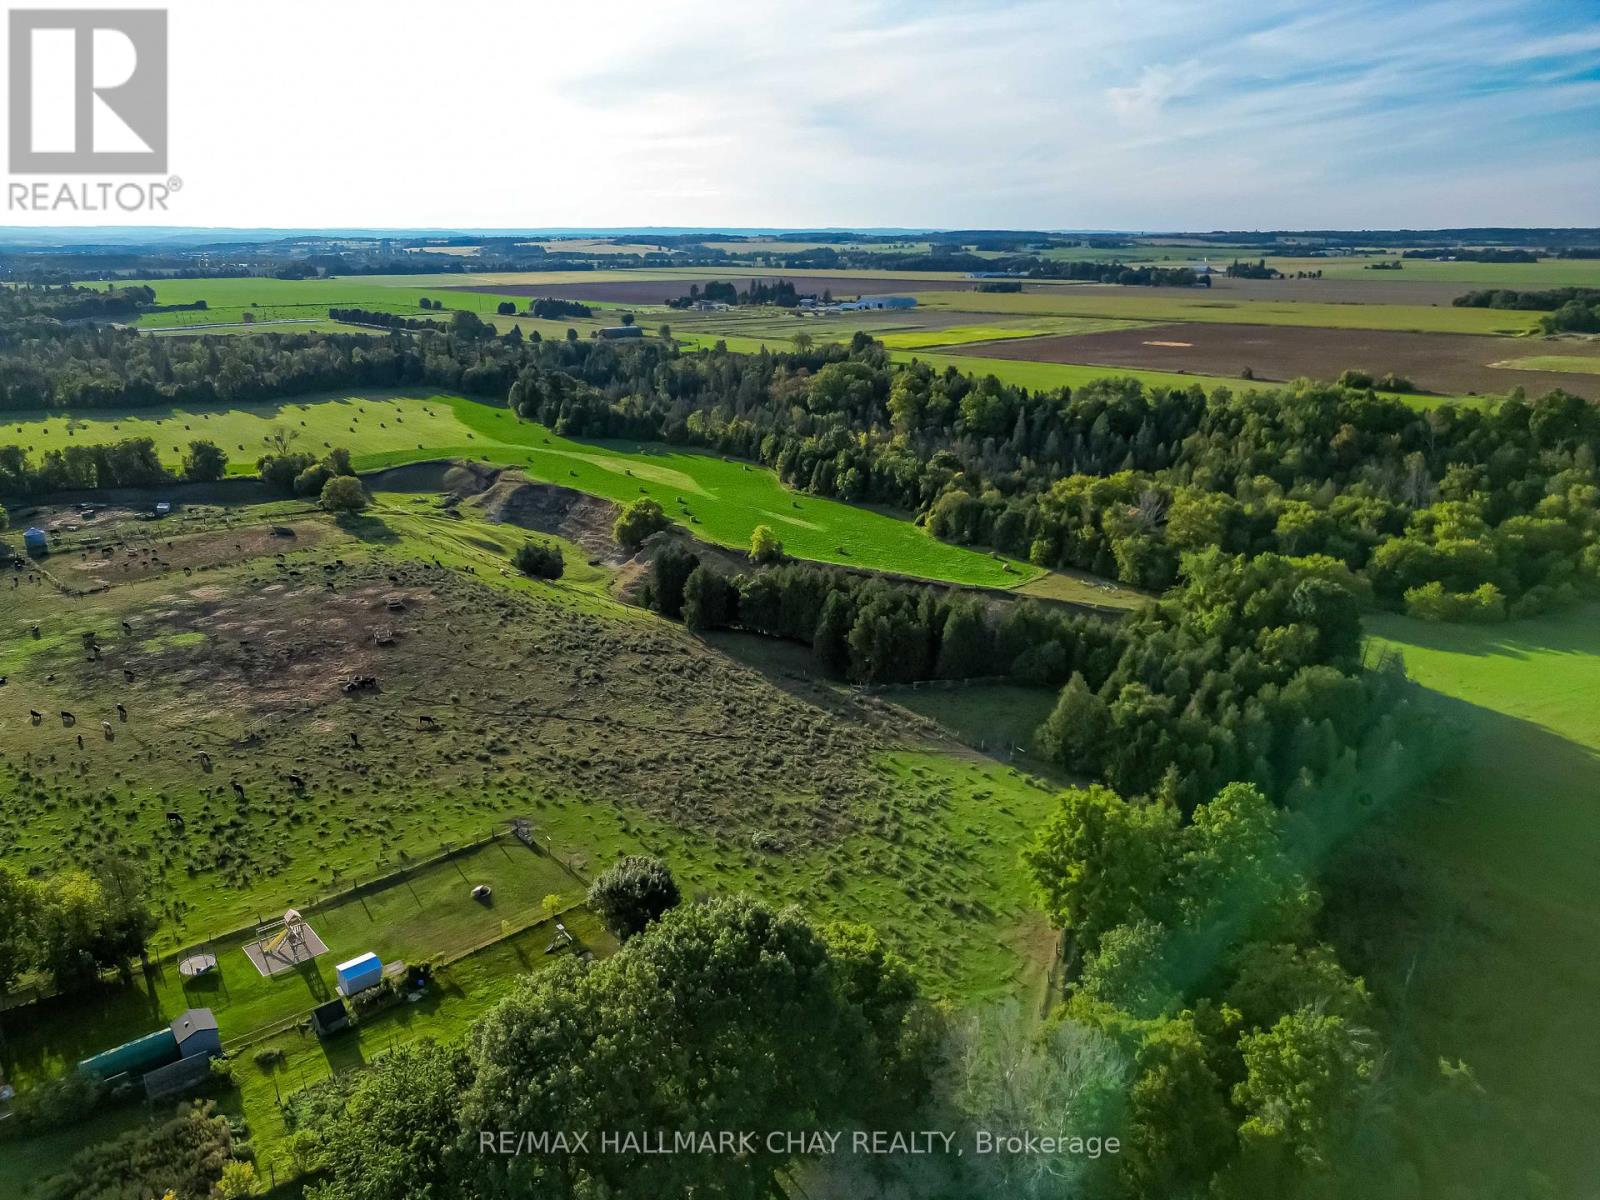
[242, 907, 329, 977]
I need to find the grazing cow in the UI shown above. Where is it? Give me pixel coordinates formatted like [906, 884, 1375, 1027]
[30, 710, 43, 725]
[31, 625, 40, 639]
[348, 732, 361, 748]
[231, 780, 246, 801]
[287, 773, 305, 791]
[102, 721, 113, 739]
[60, 711, 76, 727]
[419, 714, 437, 728]
[198, 751, 212, 771]
[121, 620, 133, 634]
[0, 676, 7, 687]
[116, 703, 127, 721]
[124, 669, 136, 682]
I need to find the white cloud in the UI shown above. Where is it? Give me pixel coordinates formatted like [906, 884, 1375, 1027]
[3, 0, 1595, 229]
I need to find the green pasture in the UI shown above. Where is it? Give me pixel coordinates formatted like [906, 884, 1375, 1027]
[1, 391, 1038, 588]
[1488, 353, 1600, 376]
[1364, 607, 1600, 1191]
[911, 289, 1544, 335]
[890, 349, 1243, 394]
[1311, 256, 1600, 288]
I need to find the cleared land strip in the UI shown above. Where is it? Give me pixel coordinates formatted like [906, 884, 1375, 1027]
[911, 288, 1545, 335]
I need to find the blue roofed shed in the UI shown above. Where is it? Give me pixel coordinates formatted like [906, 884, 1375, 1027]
[336, 952, 383, 997]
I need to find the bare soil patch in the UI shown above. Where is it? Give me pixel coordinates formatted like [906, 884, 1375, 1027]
[470, 475, 624, 565]
[958, 322, 1600, 397]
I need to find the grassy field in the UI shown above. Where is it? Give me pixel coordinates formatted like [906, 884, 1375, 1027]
[0, 390, 1036, 589]
[1310, 257, 1600, 288]
[1363, 607, 1600, 1192]
[1489, 353, 1600, 376]
[0, 498, 1061, 999]
[0, 494, 1070, 1191]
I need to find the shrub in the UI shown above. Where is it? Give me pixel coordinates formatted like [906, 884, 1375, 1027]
[1403, 580, 1507, 623]
[613, 498, 670, 549]
[587, 855, 681, 940]
[32, 1102, 234, 1200]
[181, 440, 228, 482]
[750, 523, 784, 564]
[213, 1159, 261, 1199]
[293, 462, 333, 497]
[320, 475, 369, 514]
[11, 1071, 106, 1134]
[512, 540, 564, 580]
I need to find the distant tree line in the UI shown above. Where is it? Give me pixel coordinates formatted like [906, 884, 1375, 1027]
[1225, 258, 1282, 279]
[1404, 247, 1539, 262]
[527, 297, 593, 320]
[0, 283, 154, 322]
[667, 279, 810, 308]
[327, 306, 448, 331]
[1452, 286, 1600, 310]
[0, 437, 231, 496]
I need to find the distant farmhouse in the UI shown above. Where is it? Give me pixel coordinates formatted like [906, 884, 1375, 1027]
[840, 294, 917, 311]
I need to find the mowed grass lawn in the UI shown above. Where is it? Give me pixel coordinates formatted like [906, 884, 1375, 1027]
[1, 392, 1037, 588]
[1365, 607, 1600, 1190]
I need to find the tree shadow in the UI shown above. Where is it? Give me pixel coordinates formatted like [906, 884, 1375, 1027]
[335, 514, 400, 544]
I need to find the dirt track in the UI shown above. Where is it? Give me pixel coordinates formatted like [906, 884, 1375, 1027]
[957, 322, 1600, 398]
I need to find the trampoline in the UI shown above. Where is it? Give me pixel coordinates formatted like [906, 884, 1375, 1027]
[178, 953, 218, 979]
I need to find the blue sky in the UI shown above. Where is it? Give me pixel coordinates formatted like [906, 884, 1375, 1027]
[9, 0, 1599, 228]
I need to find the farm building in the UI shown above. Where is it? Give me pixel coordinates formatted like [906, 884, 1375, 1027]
[598, 325, 643, 339]
[22, 527, 47, 555]
[77, 1007, 222, 1093]
[839, 295, 917, 311]
[310, 998, 351, 1037]
[171, 1008, 222, 1057]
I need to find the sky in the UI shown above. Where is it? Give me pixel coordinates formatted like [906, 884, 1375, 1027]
[3, 0, 1598, 230]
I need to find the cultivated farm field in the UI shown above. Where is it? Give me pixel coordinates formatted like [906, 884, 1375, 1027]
[957, 322, 1600, 398]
